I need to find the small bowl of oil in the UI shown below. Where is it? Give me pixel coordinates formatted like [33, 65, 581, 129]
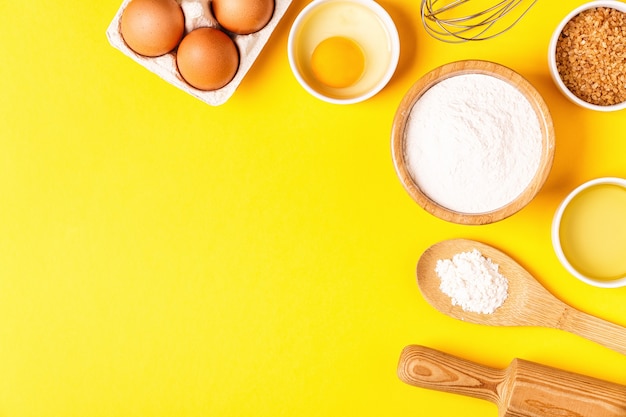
[287, 0, 400, 104]
[552, 177, 626, 288]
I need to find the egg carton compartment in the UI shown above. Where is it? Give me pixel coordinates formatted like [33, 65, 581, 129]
[106, 0, 293, 105]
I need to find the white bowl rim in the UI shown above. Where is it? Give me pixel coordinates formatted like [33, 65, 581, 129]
[551, 176, 626, 288]
[548, 0, 626, 112]
[287, 0, 400, 105]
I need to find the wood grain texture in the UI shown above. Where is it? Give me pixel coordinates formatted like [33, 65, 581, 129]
[390, 60, 555, 225]
[398, 345, 626, 417]
[416, 239, 626, 355]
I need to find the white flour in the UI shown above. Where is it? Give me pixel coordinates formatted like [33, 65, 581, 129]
[404, 74, 543, 213]
[435, 249, 508, 314]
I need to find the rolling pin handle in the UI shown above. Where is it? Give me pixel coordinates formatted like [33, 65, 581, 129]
[397, 345, 506, 405]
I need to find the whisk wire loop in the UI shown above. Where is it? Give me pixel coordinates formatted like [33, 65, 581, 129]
[421, 0, 538, 42]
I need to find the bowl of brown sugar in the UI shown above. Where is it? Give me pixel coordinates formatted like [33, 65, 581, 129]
[549, 1, 626, 111]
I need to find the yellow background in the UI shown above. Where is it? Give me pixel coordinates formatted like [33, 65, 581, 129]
[1, 0, 625, 415]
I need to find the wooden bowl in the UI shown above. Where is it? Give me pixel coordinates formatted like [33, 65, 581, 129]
[391, 60, 555, 225]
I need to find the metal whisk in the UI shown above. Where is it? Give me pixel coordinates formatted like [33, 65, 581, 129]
[421, 0, 537, 43]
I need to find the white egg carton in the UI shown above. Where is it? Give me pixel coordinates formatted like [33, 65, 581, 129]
[106, 0, 293, 105]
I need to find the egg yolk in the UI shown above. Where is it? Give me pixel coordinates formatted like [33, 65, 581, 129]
[310, 36, 365, 88]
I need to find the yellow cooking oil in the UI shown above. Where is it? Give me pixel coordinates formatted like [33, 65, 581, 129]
[559, 183, 626, 280]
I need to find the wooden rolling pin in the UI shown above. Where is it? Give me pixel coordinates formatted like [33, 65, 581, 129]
[398, 345, 626, 417]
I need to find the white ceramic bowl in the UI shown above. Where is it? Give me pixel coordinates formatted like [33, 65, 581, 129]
[287, 0, 400, 104]
[548, 1, 626, 112]
[551, 177, 626, 288]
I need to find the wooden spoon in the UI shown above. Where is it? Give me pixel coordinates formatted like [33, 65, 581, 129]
[416, 239, 626, 355]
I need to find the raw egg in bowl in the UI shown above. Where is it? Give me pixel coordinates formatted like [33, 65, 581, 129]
[288, 0, 400, 104]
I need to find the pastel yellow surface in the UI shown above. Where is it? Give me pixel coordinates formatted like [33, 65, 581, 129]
[1, 1, 625, 416]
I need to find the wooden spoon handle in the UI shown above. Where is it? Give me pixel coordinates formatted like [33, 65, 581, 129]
[397, 345, 505, 404]
[561, 308, 626, 355]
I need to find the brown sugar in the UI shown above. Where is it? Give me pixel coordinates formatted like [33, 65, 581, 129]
[555, 7, 626, 106]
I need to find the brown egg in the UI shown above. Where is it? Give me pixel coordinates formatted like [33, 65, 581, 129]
[120, 0, 185, 57]
[212, 0, 275, 35]
[176, 27, 239, 91]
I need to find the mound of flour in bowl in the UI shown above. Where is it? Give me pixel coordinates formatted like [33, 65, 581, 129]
[404, 73, 543, 213]
[435, 249, 508, 314]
